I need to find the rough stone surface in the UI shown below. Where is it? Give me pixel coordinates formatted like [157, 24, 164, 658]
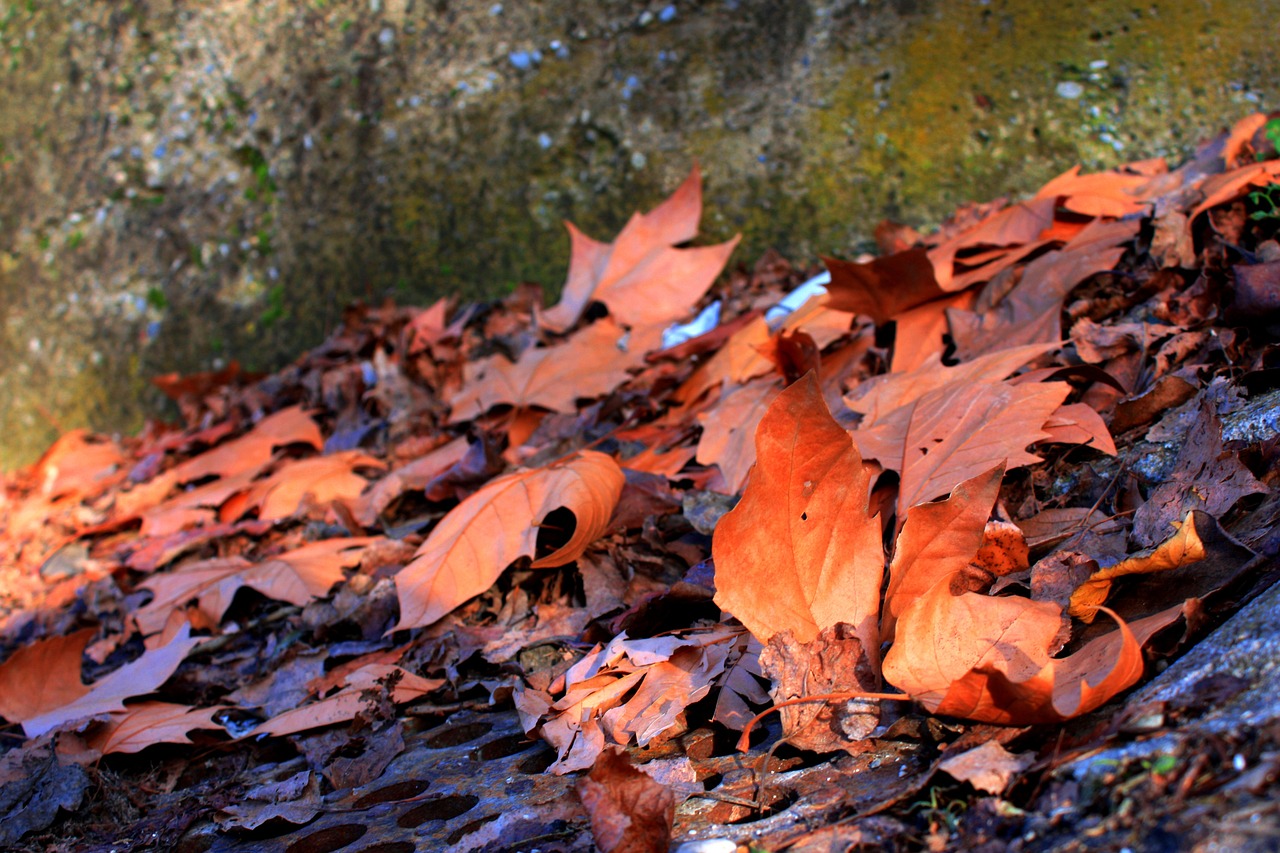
[2, 0, 1278, 467]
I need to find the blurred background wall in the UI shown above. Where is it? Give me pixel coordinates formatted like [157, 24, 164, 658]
[1, 0, 1276, 468]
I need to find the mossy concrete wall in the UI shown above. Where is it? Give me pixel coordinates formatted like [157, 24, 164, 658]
[1, 0, 1276, 468]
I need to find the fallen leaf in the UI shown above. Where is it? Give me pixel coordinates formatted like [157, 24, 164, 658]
[392, 450, 625, 630]
[822, 247, 945, 324]
[937, 740, 1035, 794]
[881, 465, 1005, 644]
[1131, 400, 1267, 547]
[169, 406, 323, 485]
[450, 319, 652, 421]
[576, 748, 676, 853]
[135, 538, 380, 634]
[851, 379, 1070, 512]
[86, 702, 227, 755]
[1068, 510, 1210, 620]
[540, 165, 740, 333]
[252, 664, 443, 737]
[233, 450, 387, 521]
[0, 622, 202, 738]
[348, 436, 470, 525]
[694, 377, 782, 494]
[712, 373, 883, 649]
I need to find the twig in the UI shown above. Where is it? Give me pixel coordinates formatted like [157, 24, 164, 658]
[735, 690, 910, 753]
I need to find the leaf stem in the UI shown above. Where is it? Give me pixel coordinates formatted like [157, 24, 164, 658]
[735, 690, 910, 752]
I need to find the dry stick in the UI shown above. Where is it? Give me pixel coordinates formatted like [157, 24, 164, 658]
[735, 690, 910, 753]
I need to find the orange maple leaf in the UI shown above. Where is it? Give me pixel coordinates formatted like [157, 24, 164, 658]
[539, 165, 740, 333]
[711, 373, 883, 649]
[392, 450, 625, 630]
[449, 319, 655, 422]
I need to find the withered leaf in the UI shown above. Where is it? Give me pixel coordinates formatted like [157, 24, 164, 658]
[392, 451, 624, 630]
[576, 748, 676, 853]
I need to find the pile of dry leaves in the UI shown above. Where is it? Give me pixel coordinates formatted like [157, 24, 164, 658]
[1, 112, 1279, 851]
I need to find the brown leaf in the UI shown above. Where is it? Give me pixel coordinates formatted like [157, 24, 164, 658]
[694, 377, 782, 494]
[822, 247, 945, 324]
[235, 450, 387, 521]
[169, 406, 323, 485]
[392, 450, 625, 630]
[86, 702, 226, 755]
[347, 435, 470, 526]
[252, 664, 443, 738]
[937, 740, 1035, 795]
[1131, 399, 1267, 547]
[947, 220, 1136, 361]
[576, 748, 676, 853]
[712, 373, 884, 649]
[135, 538, 380, 634]
[852, 379, 1070, 512]
[0, 623, 201, 737]
[759, 625, 880, 752]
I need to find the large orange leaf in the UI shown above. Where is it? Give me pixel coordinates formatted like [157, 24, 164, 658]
[712, 373, 883, 649]
[852, 379, 1070, 511]
[449, 319, 653, 422]
[540, 165, 740, 332]
[0, 622, 201, 737]
[882, 582, 1146, 725]
[392, 451, 625, 630]
[880, 465, 1005, 645]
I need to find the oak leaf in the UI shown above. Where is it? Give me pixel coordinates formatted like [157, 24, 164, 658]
[392, 450, 625, 630]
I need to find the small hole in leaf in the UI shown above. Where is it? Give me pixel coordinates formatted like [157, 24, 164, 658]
[472, 733, 536, 761]
[800, 512, 807, 521]
[534, 506, 578, 561]
[396, 794, 479, 828]
[423, 721, 492, 748]
[284, 823, 366, 853]
[352, 779, 430, 809]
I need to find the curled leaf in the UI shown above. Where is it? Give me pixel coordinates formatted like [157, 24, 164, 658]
[392, 451, 624, 630]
